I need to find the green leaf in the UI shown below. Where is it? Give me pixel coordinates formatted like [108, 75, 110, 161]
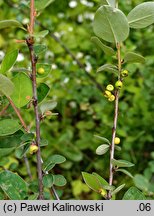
[124, 52, 145, 64]
[43, 174, 54, 188]
[21, 133, 34, 142]
[0, 20, 26, 30]
[111, 159, 134, 168]
[94, 135, 111, 144]
[0, 49, 18, 74]
[37, 83, 50, 103]
[116, 169, 133, 178]
[33, 30, 49, 38]
[0, 130, 23, 148]
[53, 174, 67, 187]
[92, 173, 108, 186]
[0, 119, 21, 136]
[92, 173, 114, 191]
[39, 100, 57, 115]
[82, 172, 101, 192]
[29, 0, 55, 11]
[97, 64, 118, 75]
[123, 186, 146, 200]
[40, 139, 48, 146]
[43, 163, 55, 172]
[111, 184, 125, 196]
[36, 63, 51, 78]
[49, 154, 66, 164]
[96, 144, 109, 155]
[11, 73, 33, 108]
[127, 2, 154, 29]
[34, 44, 47, 55]
[43, 154, 66, 172]
[16, 143, 31, 159]
[133, 174, 149, 192]
[0, 170, 28, 199]
[0, 74, 14, 96]
[91, 36, 115, 55]
[115, 145, 121, 151]
[93, 5, 129, 43]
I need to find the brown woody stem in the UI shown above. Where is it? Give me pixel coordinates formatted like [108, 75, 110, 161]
[26, 0, 44, 200]
[107, 43, 121, 199]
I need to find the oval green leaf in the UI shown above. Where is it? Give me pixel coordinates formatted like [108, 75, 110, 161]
[0, 170, 28, 200]
[111, 184, 125, 196]
[53, 174, 67, 187]
[94, 135, 111, 144]
[0, 119, 21, 136]
[43, 174, 54, 188]
[91, 36, 115, 55]
[0, 74, 14, 96]
[37, 83, 50, 103]
[96, 144, 109, 155]
[124, 52, 145, 64]
[111, 159, 134, 168]
[33, 30, 49, 38]
[34, 44, 47, 55]
[40, 100, 57, 115]
[92, 172, 109, 186]
[127, 2, 154, 29]
[11, 73, 33, 108]
[0, 49, 18, 74]
[123, 186, 146, 200]
[0, 20, 26, 30]
[82, 172, 101, 192]
[93, 5, 129, 43]
[28, 0, 55, 11]
[116, 169, 133, 178]
[97, 64, 118, 75]
[0, 130, 23, 148]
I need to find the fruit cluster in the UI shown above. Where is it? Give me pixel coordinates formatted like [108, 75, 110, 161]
[104, 70, 128, 102]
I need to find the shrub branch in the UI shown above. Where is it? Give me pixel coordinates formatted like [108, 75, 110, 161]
[26, 0, 44, 200]
[107, 43, 121, 199]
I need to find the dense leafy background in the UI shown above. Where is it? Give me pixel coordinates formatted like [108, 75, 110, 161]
[0, 0, 154, 199]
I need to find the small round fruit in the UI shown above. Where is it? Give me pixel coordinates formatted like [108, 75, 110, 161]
[108, 94, 115, 102]
[99, 188, 107, 197]
[115, 80, 123, 89]
[114, 137, 120, 145]
[37, 67, 45, 74]
[104, 90, 112, 98]
[29, 144, 38, 154]
[121, 70, 128, 77]
[106, 84, 114, 91]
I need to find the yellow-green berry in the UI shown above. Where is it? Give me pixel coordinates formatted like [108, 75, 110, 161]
[115, 80, 123, 89]
[106, 84, 114, 91]
[121, 70, 128, 77]
[108, 94, 115, 102]
[37, 67, 45, 74]
[114, 137, 120, 145]
[104, 90, 112, 98]
[29, 144, 38, 154]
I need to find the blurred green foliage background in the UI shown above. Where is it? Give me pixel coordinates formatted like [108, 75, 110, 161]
[0, 0, 154, 199]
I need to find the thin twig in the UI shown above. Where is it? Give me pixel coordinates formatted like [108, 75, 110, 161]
[0, 103, 10, 116]
[5, 97, 32, 180]
[24, 155, 33, 180]
[7, 97, 28, 132]
[26, 0, 44, 200]
[107, 43, 121, 200]
[51, 186, 60, 200]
